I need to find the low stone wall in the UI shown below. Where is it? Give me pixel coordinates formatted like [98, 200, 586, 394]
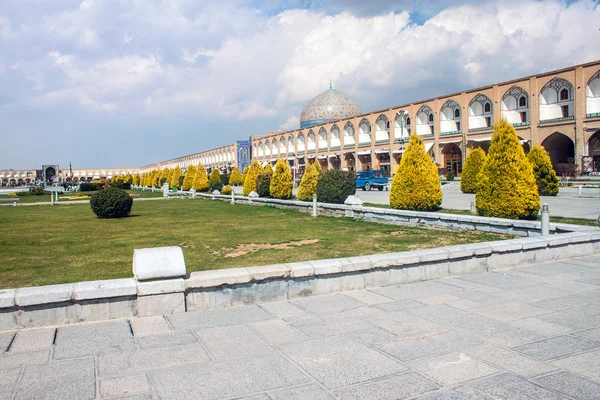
[1, 228, 599, 331]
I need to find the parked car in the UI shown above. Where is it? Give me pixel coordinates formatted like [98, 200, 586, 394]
[356, 169, 389, 191]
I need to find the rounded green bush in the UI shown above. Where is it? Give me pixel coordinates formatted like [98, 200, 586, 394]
[90, 188, 133, 219]
[316, 170, 355, 204]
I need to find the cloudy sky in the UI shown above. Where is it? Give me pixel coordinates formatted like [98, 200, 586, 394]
[1, 0, 599, 169]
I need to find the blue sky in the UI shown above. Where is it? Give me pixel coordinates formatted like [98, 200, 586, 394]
[1, 0, 599, 169]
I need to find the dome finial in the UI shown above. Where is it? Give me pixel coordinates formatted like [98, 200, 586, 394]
[329, 79, 332, 89]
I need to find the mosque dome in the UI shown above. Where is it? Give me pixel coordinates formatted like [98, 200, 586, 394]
[299, 86, 362, 129]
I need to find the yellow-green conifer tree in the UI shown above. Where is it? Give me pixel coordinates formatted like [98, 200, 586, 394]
[390, 134, 443, 211]
[182, 165, 197, 191]
[229, 167, 243, 186]
[528, 145, 559, 196]
[241, 166, 249, 185]
[270, 159, 293, 199]
[170, 166, 181, 189]
[312, 159, 322, 174]
[132, 173, 140, 186]
[460, 147, 486, 194]
[243, 160, 262, 196]
[297, 163, 319, 201]
[124, 173, 133, 184]
[264, 163, 273, 173]
[209, 169, 222, 190]
[476, 119, 540, 219]
[160, 168, 170, 185]
[193, 164, 210, 191]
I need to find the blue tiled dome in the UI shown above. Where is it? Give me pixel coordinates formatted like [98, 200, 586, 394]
[299, 88, 362, 129]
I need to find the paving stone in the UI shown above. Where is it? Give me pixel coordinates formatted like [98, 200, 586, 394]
[151, 353, 309, 399]
[371, 281, 459, 300]
[9, 327, 55, 353]
[15, 357, 95, 399]
[533, 371, 600, 400]
[236, 395, 273, 400]
[0, 333, 14, 353]
[99, 343, 210, 377]
[408, 352, 499, 385]
[405, 304, 470, 322]
[0, 368, 19, 400]
[100, 374, 150, 398]
[361, 312, 445, 338]
[333, 372, 439, 400]
[444, 299, 483, 310]
[441, 313, 545, 347]
[546, 280, 600, 293]
[290, 294, 365, 315]
[552, 349, 600, 381]
[279, 335, 407, 389]
[248, 319, 307, 345]
[513, 335, 600, 360]
[284, 313, 323, 327]
[294, 317, 373, 338]
[0, 350, 49, 370]
[521, 261, 593, 276]
[451, 289, 504, 305]
[497, 285, 572, 303]
[465, 344, 557, 378]
[167, 304, 273, 330]
[372, 299, 423, 312]
[135, 332, 197, 350]
[53, 319, 135, 360]
[438, 277, 485, 289]
[271, 384, 333, 400]
[348, 327, 397, 345]
[457, 272, 538, 289]
[376, 330, 483, 362]
[129, 316, 172, 337]
[509, 317, 573, 337]
[573, 327, 600, 342]
[532, 292, 600, 311]
[468, 301, 546, 322]
[420, 373, 565, 400]
[259, 301, 307, 319]
[343, 290, 394, 305]
[535, 306, 600, 330]
[416, 294, 462, 305]
[196, 324, 273, 360]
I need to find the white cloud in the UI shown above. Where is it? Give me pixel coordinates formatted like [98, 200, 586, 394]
[280, 115, 299, 130]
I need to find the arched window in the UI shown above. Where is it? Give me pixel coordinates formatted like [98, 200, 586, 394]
[560, 88, 569, 101]
[428, 114, 434, 123]
[484, 103, 491, 113]
[454, 109, 460, 119]
[519, 96, 527, 108]
[406, 117, 411, 126]
[586, 70, 600, 116]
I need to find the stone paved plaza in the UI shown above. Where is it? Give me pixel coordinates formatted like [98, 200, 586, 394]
[1, 256, 600, 399]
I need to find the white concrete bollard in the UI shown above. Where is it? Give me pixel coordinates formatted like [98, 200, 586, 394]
[231, 189, 235, 204]
[578, 185, 582, 196]
[541, 203, 550, 236]
[133, 246, 186, 280]
[470, 201, 476, 215]
[51, 193, 54, 206]
[312, 194, 318, 217]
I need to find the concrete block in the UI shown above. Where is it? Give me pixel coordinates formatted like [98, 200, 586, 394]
[415, 248, 449, 263]
[339, 274, 365, 292]
[246, 264, 290, 281]
[229, 280, 288, 306]
[100, 374, 150, 398]
[564, 232, 593, 244]
[288, 279, 315, 298]
[186, 290, 232, 311]
[0, 289, 15, 308]
[420, 262, 450, 281]
[0, 310, 16, 331]
[344, 195, 363, 206]
[132, 246, 186, 281]
[287, 262, 315, 278]
[534, 247, 563, 263]
[517, 237, 549, 250]
[10, 327, 56, 353]
[546, 234, 571, 247]
[389, 265, 421, 285]
[137, 278, 184, 296]
[368, 252, 419, 269]
[73, 278, 137, 300]
[489, 239, 523, 254]
[186, 268, 252, 289]
[108, 298, 137, 319]
[339, 256, 373, 273]
[309, 259, 343, 276]
[312, 276, 341, 295]
[448, 257, 487, 276]
[137, 293, 185, 317]
[17, 303, 69, 328]
[68, 300, 109, 323]
[444, 245, 475, 260]
[364, 270, 391, 288]
[15, 284, 73, 307]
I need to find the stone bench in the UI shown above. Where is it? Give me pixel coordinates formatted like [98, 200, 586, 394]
[0, 197, 20, 206]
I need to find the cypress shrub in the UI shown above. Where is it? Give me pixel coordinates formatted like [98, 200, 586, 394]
[209, 169, 223, 191]
[229, 167, 243, 185]
[90, 188, 133, 219]
[124, 173, 133, 184]
[193, 164, 210, 192]
[476, 118, 540, 219]
[243, 161, 262, 196]
[221, 185, 232, 195]
[160, 168, 170, 183]
[182, 165, 196, 191]
[312, 159, 322, 174]
[298, 163, 319, 201]
[220, 174, 229, 186]
[80, 182, 96, 192]
[390, 134, 442, 211]
[241, 166, 249, 186]
[170, 167, 181, 189]
[132, 173, 140, 186]
[256, 173, 272, 197]
[264, 163, 273, 173]
[461, 147, 486, 193]
[528, 145, 559, 196]
[270, 159, 293, 199]
[316, 170, 355, 204]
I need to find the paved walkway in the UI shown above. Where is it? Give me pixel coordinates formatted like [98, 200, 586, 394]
[1, 256, 600, 399]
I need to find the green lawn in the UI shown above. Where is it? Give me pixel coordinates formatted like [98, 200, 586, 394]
[0, 189, 164, 204]
[363, 203, 599, 227]
[0, 199, 510, 288]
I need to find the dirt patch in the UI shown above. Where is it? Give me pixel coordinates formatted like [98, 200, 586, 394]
[215, 239, 319, 258]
